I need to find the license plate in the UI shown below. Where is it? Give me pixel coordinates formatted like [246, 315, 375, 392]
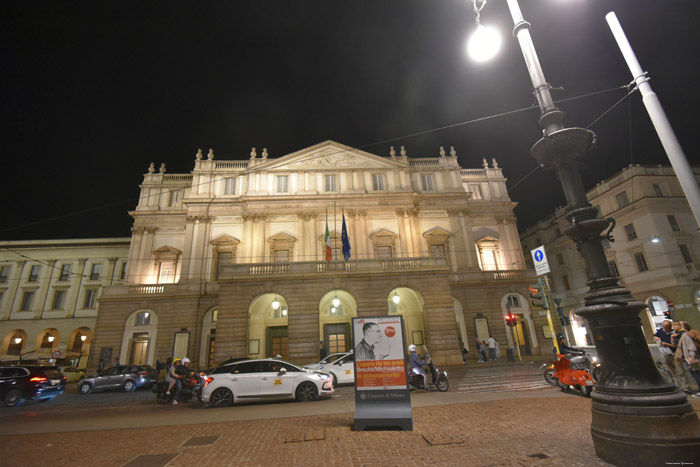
[585, 380, 594, 386]
[51, 379, 60, 385]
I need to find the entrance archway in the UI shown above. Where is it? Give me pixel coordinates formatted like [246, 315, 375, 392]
[249, 294, 288, 359]
[501, 294, 536, 356]
[318, 290, 357, 354]
[388, 287, 425, 349]
[120, 311, 157, 366]
[199, 308, 218, 368]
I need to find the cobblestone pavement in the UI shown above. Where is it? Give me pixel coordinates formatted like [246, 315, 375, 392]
[2, 397, 617, 467]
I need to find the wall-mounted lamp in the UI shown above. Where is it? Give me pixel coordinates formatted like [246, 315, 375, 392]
[332, 295, 340, 308]
[392, 292, 400, 304]
[650, 236, 661, 244]
[47, 335, 55, 343]
[272, 297, 280, 310]
[80, 335, 87, 342]
[14, 337, 22, 344]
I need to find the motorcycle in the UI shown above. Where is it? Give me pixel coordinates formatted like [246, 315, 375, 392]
[542, 348, 600, 387]
[552, 350, 598, 397]
[153, 372, 203, 405]
[407, 346, 449, 392]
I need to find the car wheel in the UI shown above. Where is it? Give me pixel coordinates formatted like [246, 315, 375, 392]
[295, 382, 318, 402]
[331, 373, 338, 387]
[123, 380, 136, 392]
[4, 388, 24, 407]
[210, 388, 234, 408]
[79, 382, 92, 394]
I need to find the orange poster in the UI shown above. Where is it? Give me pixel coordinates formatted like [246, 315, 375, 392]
[353, 317, 408, 391]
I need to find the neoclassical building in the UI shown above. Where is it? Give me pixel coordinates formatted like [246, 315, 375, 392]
[0, 238, 130, 368]
[93, 140, 545, 369]
[521, 164, 700, 346]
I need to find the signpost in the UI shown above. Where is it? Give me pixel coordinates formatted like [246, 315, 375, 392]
[530, 246, 550, 276]
[352, 316, 412, 431]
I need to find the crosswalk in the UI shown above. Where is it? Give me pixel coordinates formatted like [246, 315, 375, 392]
[457, 362, 554, 393]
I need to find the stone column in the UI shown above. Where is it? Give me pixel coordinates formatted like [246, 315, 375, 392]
[69, 259, 87, 318]
[180, 220, 196, 281]
[395, 209, 409, 256]
[407, 209, 422, 256]
[38, 259, 57, 318]
[3, 261, 26, 319]
[296, 212, 307, 261]
[458, 209, 480, 269]
[358, 210, 368, 259]
[127, 228, 144, 283]
[310, 212, 319, 260]
[242, 214, 254, 264]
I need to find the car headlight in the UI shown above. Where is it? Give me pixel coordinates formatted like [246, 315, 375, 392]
[592, 356, 598, 363]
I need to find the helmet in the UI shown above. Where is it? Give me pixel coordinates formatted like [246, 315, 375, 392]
[182, 358, 191, 364]
[557, 335, 565, 341]
[408, 345, 416, 352]
[173, 358, 181, 364]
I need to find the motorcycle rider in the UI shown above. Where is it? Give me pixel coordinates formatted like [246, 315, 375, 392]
[409, 345, 431, 393]
[557, 335, 582, 356]
[171, 357, 191, 405]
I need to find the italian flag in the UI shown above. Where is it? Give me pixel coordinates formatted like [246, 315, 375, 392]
[325, 213, 332, 261]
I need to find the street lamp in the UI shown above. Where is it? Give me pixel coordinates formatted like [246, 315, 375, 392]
[271, 296, 280, 310]
[47, 335, 55, 343]
[80, 335, 87, 342]
[14, 337, 22, 344]
[469, 1, 700, 464]
[392, 292, 400, 304]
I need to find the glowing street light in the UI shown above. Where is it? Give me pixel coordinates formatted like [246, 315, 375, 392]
[392, 292, 400, 304]
[467, 23, 501, 62]
[272, 297, 280, 310]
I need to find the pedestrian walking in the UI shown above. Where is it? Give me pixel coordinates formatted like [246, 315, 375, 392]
[495, 339, 501, 359]
[460, 341, 468, 364]
[475, 340, 483, 362]
[654, 320, 688, 391]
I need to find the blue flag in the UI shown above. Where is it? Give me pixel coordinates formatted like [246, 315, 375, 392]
[341, 210, 351, 261]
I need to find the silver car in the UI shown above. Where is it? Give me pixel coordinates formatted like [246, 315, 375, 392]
[78, 364, 157, 394]
[201, 358, 333, 408]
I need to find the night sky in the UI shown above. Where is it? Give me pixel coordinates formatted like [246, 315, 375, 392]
[2, 0, 699, 241]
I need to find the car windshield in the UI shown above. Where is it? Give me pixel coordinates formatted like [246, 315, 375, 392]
[321, 354, 345, 364]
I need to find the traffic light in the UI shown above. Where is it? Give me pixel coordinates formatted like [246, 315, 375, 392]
[663, 310, 672, 319]
[505, 313, 517, 327]
[556, 305, 570, 326]
[529, 285, 544, 309]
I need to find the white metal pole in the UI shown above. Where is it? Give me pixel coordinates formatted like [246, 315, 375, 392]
[606, 11, 700, 231]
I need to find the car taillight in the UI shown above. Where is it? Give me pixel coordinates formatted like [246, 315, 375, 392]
[204, 377, 214, 387]
[30, 377, 47, 382]
[135, 371, 147, 376]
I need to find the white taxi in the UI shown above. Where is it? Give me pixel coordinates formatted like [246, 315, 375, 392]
[307, 352, 354, 386]
[201, 358, 333, 408]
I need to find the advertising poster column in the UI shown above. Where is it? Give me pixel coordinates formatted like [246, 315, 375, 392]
[352, 316, 412, 431]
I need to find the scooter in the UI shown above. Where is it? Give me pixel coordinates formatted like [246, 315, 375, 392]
[153, 372, 203, 405]
[407, 346, 449, 392]
[542, 348, 599, 387]
[552, 352, 596, 397]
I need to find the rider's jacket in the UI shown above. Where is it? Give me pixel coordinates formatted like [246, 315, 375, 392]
[410, 351, 429, 372]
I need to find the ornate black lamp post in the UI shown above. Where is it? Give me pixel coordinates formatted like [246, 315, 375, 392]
[472, 1, 700, 464]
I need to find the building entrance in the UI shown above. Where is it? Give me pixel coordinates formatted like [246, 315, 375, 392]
[324, 323, 350, 353]
[266, 326, 288, 359]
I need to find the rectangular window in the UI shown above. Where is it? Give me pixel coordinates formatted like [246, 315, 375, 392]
[51, 290, 66, 310]
[59, 264, 71, 281]
[562, 274, 571, 291]
[120, 262, 127, 280]
[20, 290, 34, 311]
[372, 174, 385, 191]
[624, 223, 637, 241]
[667, 215, 680, 232]
[507, 295, 520, 307]
[421, 174, 435, 192]
[652, 183, 663, 197]
[325, 175, 337, 192]
[616, 191, 630, 208]
[634, 253, 648, 272]
[273, 250, 289, 262]
[430, 245, 445, 257]
[158, 262, 175, 283]
[83, 289, 97, 309]
[216, 252, 232, 279]
[557, 253, 564, 265]
[679, 244, 693, 264]
[608, 260, 620, 277]
[28, 265, 40, 282]
[377, 246, 392, 258]
[0, 265, 9, 283]
[224, 177, 236, 195]
[469, 185, 482, 200]
[135, 312, 151, 326]
[276, 175, 288, 193]
[89, 263, 102, 281]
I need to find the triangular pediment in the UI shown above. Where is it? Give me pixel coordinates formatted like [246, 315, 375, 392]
[257, 140, 407, 171]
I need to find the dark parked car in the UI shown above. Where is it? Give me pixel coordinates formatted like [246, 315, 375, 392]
[78, 364, 157, 394]
[0, 365, 66, 407]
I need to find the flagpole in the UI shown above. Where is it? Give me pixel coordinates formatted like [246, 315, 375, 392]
[333, 201, 337, 261]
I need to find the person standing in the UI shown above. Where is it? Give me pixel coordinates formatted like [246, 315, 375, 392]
[494, 338, 501, 360]
[112, 358, 119, 368]
[670, 321, 693, 393]
[680, 329, 700, 398]
[487, 336, 497, 360]
[654, 320, 689, 392]
[320, 341, 327, 360]
[460, 341, 468, 364]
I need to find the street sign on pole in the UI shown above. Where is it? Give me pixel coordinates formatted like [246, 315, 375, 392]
[531, 246, 550, 276]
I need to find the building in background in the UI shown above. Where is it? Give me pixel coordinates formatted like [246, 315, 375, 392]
[0, 238, 130, 368]
[521, 165, 700, 346]
[94, 141, 546, 370]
